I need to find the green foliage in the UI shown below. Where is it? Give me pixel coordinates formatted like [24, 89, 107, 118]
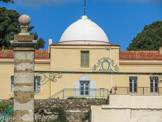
[67, 96, 75, 99]
[31, 32, 45, 49]
[67, 97, 87, 100]
[9, 97, 14, 100]
[0, 0, 14, 3]
[67, 96, 107, 100]
[0, 7, 20, 49]
[0, 103, 9, 113]
[0, 7, 45, 49]
[127, 21, 162, 50]
[81, 112, 89, 121]
[54, 107, 69, 122]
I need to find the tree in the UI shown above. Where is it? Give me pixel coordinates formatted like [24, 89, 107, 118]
[0, 7, 19, 49]
[127, 21, 162, 50]
[0, 0, 14, 3]
[32, 32, 45, 49]
[0, 7, 45, 49]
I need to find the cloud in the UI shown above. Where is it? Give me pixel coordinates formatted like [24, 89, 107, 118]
[126, 0, 162, 5]
[14, 0, 81, 7]
[14, 0, 162, 7]
[106, 0, 162, 5]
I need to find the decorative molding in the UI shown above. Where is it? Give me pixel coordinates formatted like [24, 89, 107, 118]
[35, 72, 62, 85]
[92, 57, 119, 72]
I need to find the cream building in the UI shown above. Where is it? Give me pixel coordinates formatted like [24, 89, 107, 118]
[0, 15, 162, 99]
[91, 95, 162, 122]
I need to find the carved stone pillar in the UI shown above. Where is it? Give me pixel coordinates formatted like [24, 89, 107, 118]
[10, 14, 37, 122]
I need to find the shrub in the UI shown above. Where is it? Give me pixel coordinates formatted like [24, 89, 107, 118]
[0, 103, 9, 112]
[67, 97, 87, 100]
[54, 107, 69, 122]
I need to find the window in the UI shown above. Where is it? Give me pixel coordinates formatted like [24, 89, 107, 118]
[150, 77, 158, 93]
[11, 76, 14, 92]
[129, 77, 137, 93]
[80, 81, 89, 96]
[34, 76, 41, 93]
[81, 51, 89, 67]
[11, 76, 40, 93]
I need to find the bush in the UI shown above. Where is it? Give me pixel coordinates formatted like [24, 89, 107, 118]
[82, 112, 89, 121]
[54, 107, 69, 122]
[67, 97, 87, 100]
[0, 103, 10, 114]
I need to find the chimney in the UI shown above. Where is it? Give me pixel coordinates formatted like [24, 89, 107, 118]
[159, 47, 162, 54]
[48, 39, 53, 53]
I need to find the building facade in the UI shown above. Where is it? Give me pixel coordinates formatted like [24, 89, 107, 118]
[91, 95, 162, 122]
[0, 15, 162, 99]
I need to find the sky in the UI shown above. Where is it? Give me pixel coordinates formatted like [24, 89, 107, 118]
[0, 0, 162, 50]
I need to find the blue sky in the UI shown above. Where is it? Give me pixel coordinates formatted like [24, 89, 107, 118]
[1, 0, 162, 50]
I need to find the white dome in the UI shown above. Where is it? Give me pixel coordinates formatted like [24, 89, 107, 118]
[59, 16, 109, 44]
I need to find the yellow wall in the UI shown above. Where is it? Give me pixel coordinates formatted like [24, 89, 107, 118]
[0, 45, 162, 99]
[0, 62, 14, 99]
[50, 45, 120, 71]
[120, 63, 162, 73]
[50, 74, 111, 98]
[0, 60, 51, 99]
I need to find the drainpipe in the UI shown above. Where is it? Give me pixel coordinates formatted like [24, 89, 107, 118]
[104, 47, 113, 93]
[110, 47, 113, 93]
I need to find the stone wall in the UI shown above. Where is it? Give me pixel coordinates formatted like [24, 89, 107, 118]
[0, 98, 107, 122]
[35, 98, 107, 111]
[35, 98, 107, 121]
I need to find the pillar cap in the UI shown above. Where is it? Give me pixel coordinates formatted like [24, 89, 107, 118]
[18, 14, 31, 26]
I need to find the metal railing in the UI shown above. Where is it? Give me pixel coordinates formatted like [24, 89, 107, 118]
[112, 87, 162, 95]
[51, 88, 109, 99]
[0, 106, 13, 122]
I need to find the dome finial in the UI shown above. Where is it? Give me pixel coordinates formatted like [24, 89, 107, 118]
[84, 0, 86, 15]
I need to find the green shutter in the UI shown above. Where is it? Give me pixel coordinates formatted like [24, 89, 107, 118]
[81, 51, 89, 67]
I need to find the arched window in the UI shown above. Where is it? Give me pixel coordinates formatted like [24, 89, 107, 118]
[80, 75, 90, 81]
[74, 75, 96, 98]
[80, 75, 90, 96]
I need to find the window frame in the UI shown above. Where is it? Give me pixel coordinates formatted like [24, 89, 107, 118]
[80, 81, 90, 96]
[11, 76, 41, 93]
[34, 76, 41, 93]
[80, 51, 89, 68]
[150, 77, 158, 93]
[11, 76, 14, 92]
[129, 77, 137, 93]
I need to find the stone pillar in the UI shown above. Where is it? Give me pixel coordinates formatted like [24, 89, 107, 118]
[10, 14, 37, 122]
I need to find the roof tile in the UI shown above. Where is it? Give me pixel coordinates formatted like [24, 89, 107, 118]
[0, 49, 50, 59]
[120, 51, 162, 60]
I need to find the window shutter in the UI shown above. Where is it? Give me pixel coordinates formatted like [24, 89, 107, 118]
[81, 51, 89, 67]
[90, 81, 96, 98]
[74, 80, 80, 97]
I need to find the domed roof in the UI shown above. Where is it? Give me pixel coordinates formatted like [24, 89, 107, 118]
[59, 16, 109, 44]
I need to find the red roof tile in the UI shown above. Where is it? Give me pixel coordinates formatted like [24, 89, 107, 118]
[120, 51, 162, 60]
[1, 49, 162, 60]
[35, 50, 50, 59]
[0, 49, 50, 59]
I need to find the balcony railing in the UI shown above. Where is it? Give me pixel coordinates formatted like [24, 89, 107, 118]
[51, 88, 109, 99]
[112, 87, 162, 95]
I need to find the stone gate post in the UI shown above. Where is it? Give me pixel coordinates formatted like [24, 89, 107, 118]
[10, 14, 37, 122]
